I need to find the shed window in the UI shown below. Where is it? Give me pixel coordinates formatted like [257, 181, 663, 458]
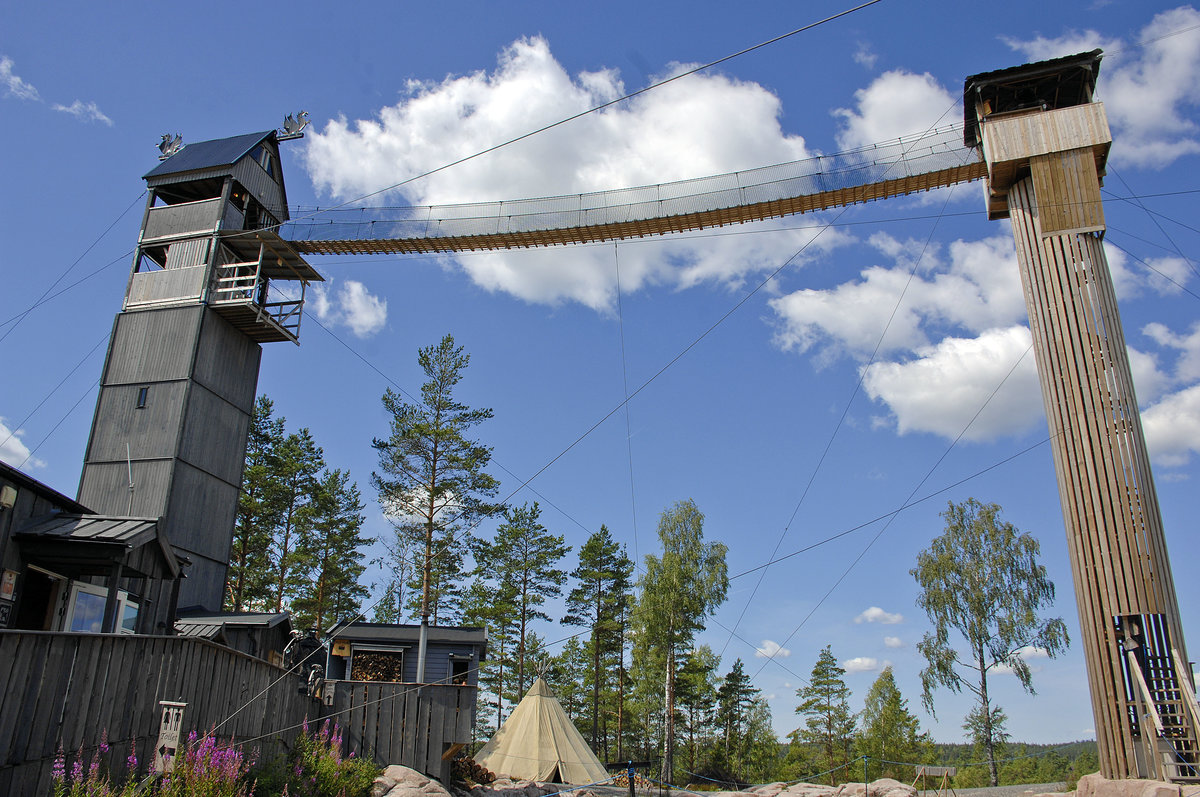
[137, 387, 149, 409]
[450, 657, 470, 685]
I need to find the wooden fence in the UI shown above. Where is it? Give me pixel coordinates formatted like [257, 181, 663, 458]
[321, 680, 477, 784]
[0, 632, 480, 794]
[0, 631, 312, 795]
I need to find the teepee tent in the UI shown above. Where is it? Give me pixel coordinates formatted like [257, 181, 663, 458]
[475, 677, 609, 785]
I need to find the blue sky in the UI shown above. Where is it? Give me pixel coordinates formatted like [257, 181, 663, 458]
[4, 1, 1200, 745]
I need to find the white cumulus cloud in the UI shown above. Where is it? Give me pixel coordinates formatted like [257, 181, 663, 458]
[1004, 7, 1200, 168]
[855, 606, 903, 624]
[755, 639, 791, 659]
[0, 417, 45, 470]
[884, 636, 905, 648]
[843, 656, 882, 673]
[862, 326, 1044, 442]
[1142, 383, 1200, 466]
[834, 70, 960, 151]
[302, 36, 825, 310]
[311, 279, 388, 338]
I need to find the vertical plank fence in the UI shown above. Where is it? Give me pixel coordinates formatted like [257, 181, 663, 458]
[321, 681, 477, 784]
[0, 631, 314, 795]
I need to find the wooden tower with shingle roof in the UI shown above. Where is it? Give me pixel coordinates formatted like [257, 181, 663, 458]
[78, 131, 321, 612]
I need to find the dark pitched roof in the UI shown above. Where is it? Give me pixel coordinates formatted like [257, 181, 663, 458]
[143, 130, 276, 180]
[0, 459, 90, 513]
[14, 514, 181, 579]
[175, 610, 293, 639]
[17, 514, 161, 546]
[963, 50, 1104, 147]
[331, 622, 488, 657]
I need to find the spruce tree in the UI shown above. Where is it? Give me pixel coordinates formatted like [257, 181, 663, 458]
[855, 667, 930, 779]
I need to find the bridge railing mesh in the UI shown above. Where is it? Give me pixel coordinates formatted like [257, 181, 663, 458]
[281, 125, 978, 244]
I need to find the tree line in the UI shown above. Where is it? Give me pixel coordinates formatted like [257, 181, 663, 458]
[224, 333, 1087, 789]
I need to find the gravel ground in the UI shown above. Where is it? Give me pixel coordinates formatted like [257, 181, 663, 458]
[920, 784, 1068, 797]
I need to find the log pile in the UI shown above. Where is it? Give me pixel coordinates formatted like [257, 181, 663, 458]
[611, 772, 654, 789]
[451, 755, 497, 785]
[349, 651, 405, 681]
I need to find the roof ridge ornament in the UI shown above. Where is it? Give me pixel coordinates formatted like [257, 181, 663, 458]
[157, 133, 183, 160]
[279, 111, 310, 141]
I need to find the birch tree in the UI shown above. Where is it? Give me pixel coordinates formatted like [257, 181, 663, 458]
[632, 499, 728, 785]
[912, 498, 1068, 786]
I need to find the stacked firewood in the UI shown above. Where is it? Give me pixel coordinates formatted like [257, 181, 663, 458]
[348, 651, 405, 682]
[611, 771, 654, 789]
[451, 755, 497, 785]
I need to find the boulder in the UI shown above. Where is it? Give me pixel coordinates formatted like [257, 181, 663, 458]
[1076, 773, 1181, 797]
[833, 779, 915, 797]
[373, 765, 453, 797]
[779, 783, 837, 797]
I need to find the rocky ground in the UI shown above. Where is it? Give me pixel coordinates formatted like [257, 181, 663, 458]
[370, 771, 1075, 797]
[371, 767, 1183, 797]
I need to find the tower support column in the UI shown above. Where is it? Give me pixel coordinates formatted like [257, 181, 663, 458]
[1007, 174, 1188, 777]
[966, 51, 1197, 780]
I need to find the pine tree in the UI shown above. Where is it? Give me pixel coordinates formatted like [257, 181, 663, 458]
[373, 334, 503, 632]
[291, 469, 372, 633]
[463, 575, 520, 728]
[473, 502, 569, 697]
[562, 524, 634, 754]
[675, 646, 720, 778]
[268, 428, 325, 614]
[226, 396, 285, 612]
[795, 646, 857, 784]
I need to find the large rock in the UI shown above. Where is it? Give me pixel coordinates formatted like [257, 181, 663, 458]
[778, 782, 838, 797]
[833, 778, 916, 797]
[1077, 773, 1182, 797]
[373, 766, 453, 797]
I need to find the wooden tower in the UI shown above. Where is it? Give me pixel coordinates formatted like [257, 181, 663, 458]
[78, 131, 321, 613]
[965, 52, 1198, 780]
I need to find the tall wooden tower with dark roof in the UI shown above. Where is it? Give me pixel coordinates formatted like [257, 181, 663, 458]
[966, 52, 1198, 781]
[78, 131, 321, 612]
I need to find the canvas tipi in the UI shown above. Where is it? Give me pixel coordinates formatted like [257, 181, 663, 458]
[475, 677, 609, 785]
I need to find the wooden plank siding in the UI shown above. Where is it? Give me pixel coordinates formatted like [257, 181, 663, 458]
[320, 680, 477, 784]
[1007, 172, 1191, 778]
[0, 632, 312, 794]
[1030, 147, 1105, 235]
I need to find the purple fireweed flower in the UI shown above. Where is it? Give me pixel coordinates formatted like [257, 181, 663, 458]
[52, 746, 66, 781]
[126, 740, 138, 774]
[71, 747, 84, 782]
[99, 729, 109, 754]
[302, 716, 309, 734]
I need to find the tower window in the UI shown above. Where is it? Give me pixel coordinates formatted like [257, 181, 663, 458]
[136, 387, 149, 409]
